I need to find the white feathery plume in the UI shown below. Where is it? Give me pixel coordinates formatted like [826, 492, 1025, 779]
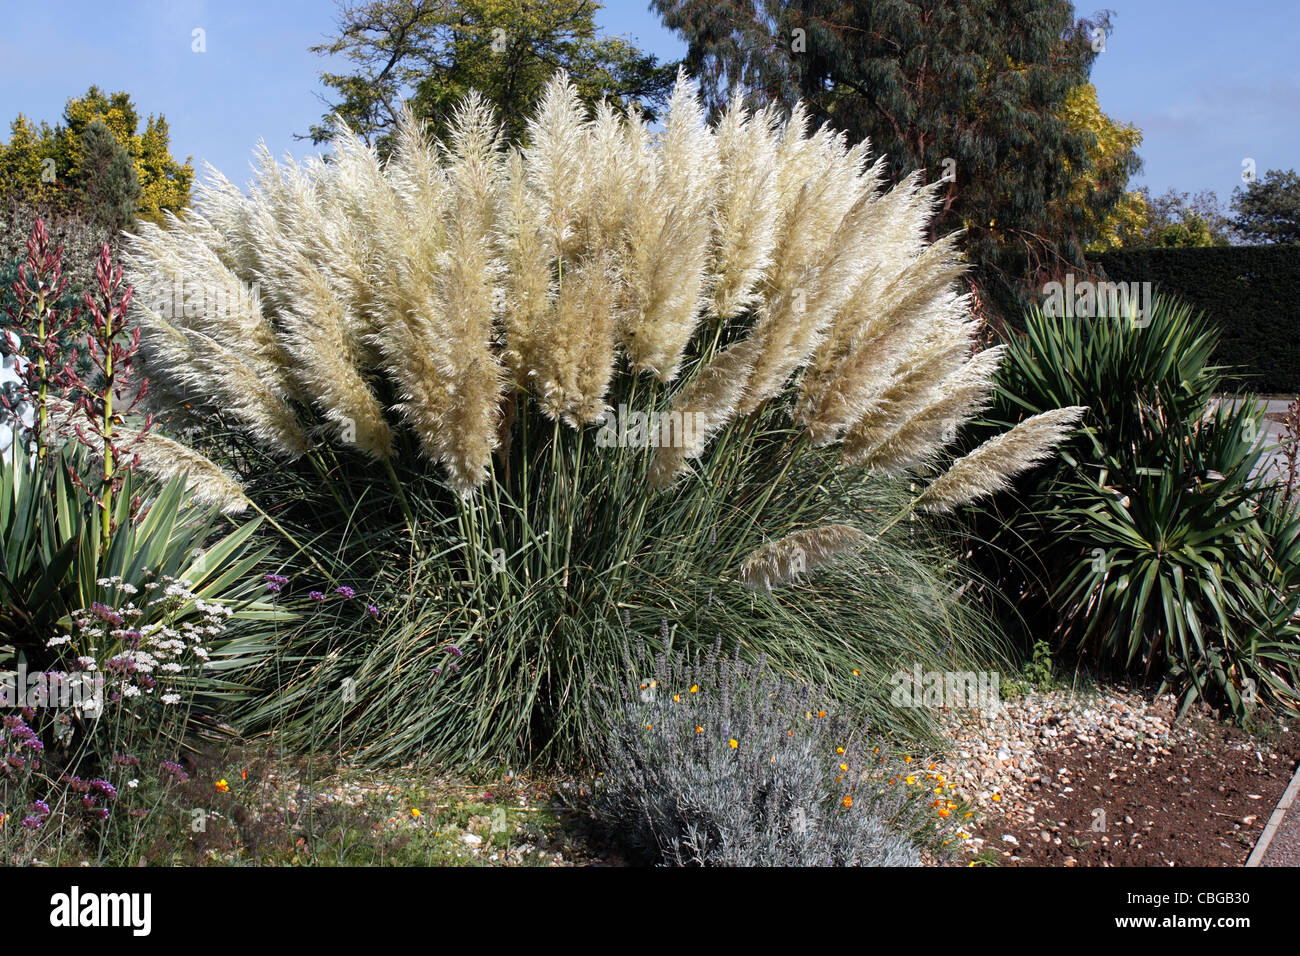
[843, 346, 1005, 472]
[647, 336, 761, 489]
[616, 70, 716, 380]
[499, 147, 555, 383]
[706, 94, 782, 322]
[427, 94, 507, 487]
[533, 253, 618, 425]
[523, 72, 590, 260]
[43, 399, 250, 514]
[918, 406, 1088, 513]
[121, 70, 1036, 497]
[740, 524, 870, 591]
[126, 429, 252, 515]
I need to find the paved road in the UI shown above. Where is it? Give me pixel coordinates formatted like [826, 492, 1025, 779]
[1215, 397, 1293, 485]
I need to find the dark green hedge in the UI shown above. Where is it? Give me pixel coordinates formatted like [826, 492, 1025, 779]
[1091, 245, 1300, 395]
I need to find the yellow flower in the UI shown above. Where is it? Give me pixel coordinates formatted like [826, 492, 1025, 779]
[728, 739, 739, 749]
[904, 755, 912, 764]
[852, 669, 860, 676]
[411, 808, 421, 818]
[991, 793, 1002, 802]
[646, 723, 652, 730]
[689, 685, 698, 694]
[836, 746, 845, 754]
[817, 710, 827, 718]
[964, 811, 974, 818]
[673, 694, 680, 703]
[905, 775, 916, 785]
[840, 763, 848, 772]
[215, 779, 229, 793]
[938, 809, 950, 818]
[842, 795, 853, 808]
[695, 725, 704, 734]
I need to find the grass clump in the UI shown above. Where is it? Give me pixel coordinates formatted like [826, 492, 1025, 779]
[121, 72, 1074, 766]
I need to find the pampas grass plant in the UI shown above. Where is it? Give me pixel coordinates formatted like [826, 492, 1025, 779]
[121, 72, 1074, 765]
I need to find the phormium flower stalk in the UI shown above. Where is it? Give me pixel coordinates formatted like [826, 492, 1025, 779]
[1, 218, 81, 461]
[67, 243, 147, 546]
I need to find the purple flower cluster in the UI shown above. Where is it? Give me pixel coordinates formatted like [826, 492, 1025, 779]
[60, 774, 91, 793]
[433, 645, 465, 677]
[89, 779, 118, 801]
[105, 655, 139, 674]
[89, 602, 124, 627]
[260, 572, 382, 620]
[161, 760, 189, 782]
[3, 718, 44, 753]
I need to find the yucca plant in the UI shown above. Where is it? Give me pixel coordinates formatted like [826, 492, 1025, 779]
[121, 73, 1079, 765]
[970, 296, 1300, 718]
[0, 442, 282, 665]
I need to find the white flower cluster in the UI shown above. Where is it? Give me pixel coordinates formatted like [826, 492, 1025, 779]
[44, 574, 234, 711]
[96, 576, 140, 595]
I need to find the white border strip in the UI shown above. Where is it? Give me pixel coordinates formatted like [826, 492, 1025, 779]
[1246, 758, 1300, 867]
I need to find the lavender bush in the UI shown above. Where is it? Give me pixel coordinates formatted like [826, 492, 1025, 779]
[589, 644, 960, 866]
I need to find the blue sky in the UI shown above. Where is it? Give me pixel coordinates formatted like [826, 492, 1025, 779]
[1, 1, 1296, 206]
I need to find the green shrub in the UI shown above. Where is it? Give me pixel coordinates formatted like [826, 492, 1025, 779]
[971, 296, 1300, 717]
[586, 643, 951, 866]
[1, 196, 115, 302]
